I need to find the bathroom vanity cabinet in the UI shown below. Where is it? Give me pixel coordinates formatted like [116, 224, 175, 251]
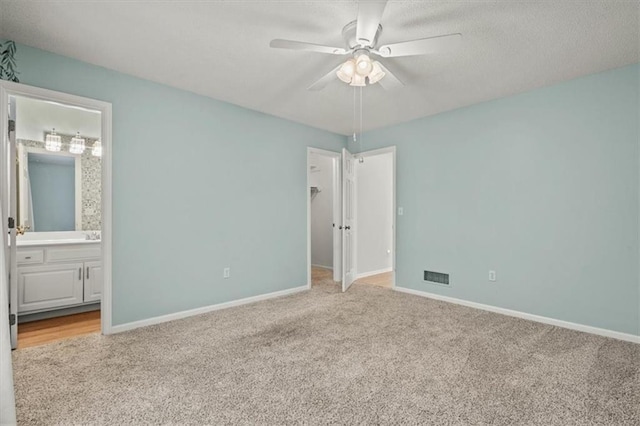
[16, 242, 102, 314]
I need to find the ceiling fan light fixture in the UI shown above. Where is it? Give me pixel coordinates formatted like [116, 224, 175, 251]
[368, 61, 386, 84]
[350, 73, 366, 87]
[337, 59, 356, 83]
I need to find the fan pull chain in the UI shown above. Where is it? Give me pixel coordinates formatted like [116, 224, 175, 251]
[352, 86, 357, 142]
[359, 87, 364, 163]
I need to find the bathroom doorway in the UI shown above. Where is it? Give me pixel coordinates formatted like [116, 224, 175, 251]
[1, 81, 112, 349]
[307, 148, 341, 289]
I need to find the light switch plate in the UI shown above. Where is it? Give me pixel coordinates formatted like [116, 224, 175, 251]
[398, 207, 404, 216]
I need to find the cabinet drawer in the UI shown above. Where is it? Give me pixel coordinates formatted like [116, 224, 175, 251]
[17, 250, 44, 265]
[45, 247, 101, 263]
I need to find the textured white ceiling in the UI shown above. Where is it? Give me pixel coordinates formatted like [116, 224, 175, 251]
[1, 1, 638, 135]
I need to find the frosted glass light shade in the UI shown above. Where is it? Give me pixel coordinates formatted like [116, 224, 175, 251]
[45, 129, 62, 152]
[368, 61, 386, 84]
[91, 140, 102, 157]
[337, 59, 356, 83]
[350, 73, 366, 87]
[355, 54, 373, 76]
[69, 132, 85, 154]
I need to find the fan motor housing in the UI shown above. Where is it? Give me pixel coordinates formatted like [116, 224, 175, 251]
[342, 20, 382, 49]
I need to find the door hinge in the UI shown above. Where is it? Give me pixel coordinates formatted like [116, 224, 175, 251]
[8, 217, 14, 229]
[8, 120, 15, 133]
[9, 313, 16, 326]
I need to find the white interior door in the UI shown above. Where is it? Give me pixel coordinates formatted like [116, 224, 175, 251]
[4, 96, 17, 348]
[332, 157, 342, 282]
[342, 148, 356, 292]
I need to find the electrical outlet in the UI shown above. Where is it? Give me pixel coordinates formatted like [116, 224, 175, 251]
[223, 267, 230, 279]
[488, 270, 496, 282]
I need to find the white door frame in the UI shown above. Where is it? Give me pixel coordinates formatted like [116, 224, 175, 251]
[307, 147, 341, 289]
[356, 146, 397, 289]
[0, 81, 113, 335]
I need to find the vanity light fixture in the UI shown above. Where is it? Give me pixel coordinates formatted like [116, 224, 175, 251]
[44, 128, 62, 152]
[91, 139, 102, 157]
[69, 132, 86, 154]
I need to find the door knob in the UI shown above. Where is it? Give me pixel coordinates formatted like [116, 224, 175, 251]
[345, 226, 351, 230]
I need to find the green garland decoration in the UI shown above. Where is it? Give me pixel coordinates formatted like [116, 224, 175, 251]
[0, 41, 20, 83]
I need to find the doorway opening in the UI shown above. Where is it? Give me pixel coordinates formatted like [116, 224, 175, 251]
[1, 82, 112, 349]
[307, 148, 341, 289]
[307, 146, 396, 293]
[352, 149, 395, 289]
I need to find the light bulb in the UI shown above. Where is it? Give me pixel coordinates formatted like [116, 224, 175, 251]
[350, 73, 366, 87]
[368, 61, 386, 84]
[355, 54, 373, 76]
[337, 59, 356, 83]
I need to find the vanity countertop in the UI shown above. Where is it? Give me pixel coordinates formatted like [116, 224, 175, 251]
[15, 231, 101, 247]
[17, 239, 100, 247]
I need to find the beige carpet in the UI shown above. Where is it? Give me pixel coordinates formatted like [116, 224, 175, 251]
[12, 280, 639, 425]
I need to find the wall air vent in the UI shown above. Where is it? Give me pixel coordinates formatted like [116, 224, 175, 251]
[424, 270, 449, 285]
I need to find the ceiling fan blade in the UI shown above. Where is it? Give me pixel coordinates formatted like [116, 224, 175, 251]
[270, 39, 348, 55]
[307, 65, 342, 91]
[377, 33, 462, 58]
[356, 1, 388, 47]
[376, 62, 404, 90]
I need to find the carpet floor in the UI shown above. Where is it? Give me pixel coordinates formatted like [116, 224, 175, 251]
[12, 279, 639, 425]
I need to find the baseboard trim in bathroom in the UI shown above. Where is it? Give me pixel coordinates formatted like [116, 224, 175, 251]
[19, 303, 100, 324]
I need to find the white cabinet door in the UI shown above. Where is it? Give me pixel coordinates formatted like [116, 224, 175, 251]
[83, 261, 102, 303]
[18, 263, 84, 313]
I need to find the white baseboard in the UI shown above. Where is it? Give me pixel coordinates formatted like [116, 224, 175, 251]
[394, 286, 639, 344]
[356, 267, 392, 280]
[111, 286, 308, 334]
[311, 264, 333, 270]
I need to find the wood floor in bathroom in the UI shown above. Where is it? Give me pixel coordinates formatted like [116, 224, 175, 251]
[17, 311, 101, 349]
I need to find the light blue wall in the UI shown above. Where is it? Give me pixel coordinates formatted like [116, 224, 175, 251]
[28, 154, 75, 232]
[8, 42, 345, 325]
[6, 40, 639, 335]
[351, 64, 639, 335]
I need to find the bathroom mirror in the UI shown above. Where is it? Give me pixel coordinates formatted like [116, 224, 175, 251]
[18, 147, 81, 231]
[13, 94, 102, 232]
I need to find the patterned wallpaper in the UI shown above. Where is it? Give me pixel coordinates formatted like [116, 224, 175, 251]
[18, 135, 102, 231]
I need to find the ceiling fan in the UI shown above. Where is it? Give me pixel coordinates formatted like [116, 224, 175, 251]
[269, 0, 462, 91]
